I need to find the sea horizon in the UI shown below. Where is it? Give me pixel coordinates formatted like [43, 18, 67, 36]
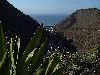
[29, 14, 68, 26]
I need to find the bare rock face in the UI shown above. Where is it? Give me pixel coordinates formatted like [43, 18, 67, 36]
[54, 8, 100, 52]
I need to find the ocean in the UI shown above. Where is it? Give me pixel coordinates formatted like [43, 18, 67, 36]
[30, 14, 67, 26]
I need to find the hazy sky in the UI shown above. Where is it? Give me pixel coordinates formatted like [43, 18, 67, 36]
[8, 0, 100, 14]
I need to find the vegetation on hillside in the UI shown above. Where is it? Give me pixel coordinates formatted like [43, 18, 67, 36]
[0, 23, 100, 75]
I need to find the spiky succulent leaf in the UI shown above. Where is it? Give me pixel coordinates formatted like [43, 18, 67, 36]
[53, 61, 72, 75]
[0, 24, 7, 62]
[0, 54, 11, 75]
[45, 55, 60, 75]
[34, 68, 44, 75]
[0, 24, 11, 75]
[9, 38, 16, 75]
[0, 52, 7, 69]
[19, 41, 46, 75]
[22, 25, 43, 62]
[28, 40, 46, 75]
[53, 67, 64, 75]
[35, 58, 49, 75]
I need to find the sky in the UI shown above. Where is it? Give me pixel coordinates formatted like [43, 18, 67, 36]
[8, 0, 100, 15]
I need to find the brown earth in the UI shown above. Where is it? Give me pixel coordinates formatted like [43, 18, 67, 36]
[54, 8, 100, 52]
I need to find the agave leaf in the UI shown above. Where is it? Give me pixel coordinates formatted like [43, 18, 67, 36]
[52, 63, 60, 73]
[25, 48, 37, 62]
[28, 40, 46, 75]
[53, 61, 72, 75]
[0, 53, 12, 75]
[16, 26, 45, 75]
[0, 52, 7, 69]
[45, 55, 60, 75]
[0, 44, 12, 75]
[40, 58, 49, 74]
[34, 58, 49, 75]
[13, 39, 19, 65]
[0, 25, 7, 62]
[34, 68, 44, 75]
[53, 67, 64, 75]
[19, 40, 46, 75]
[9, 38, 16, 75]
[0, 24, 11, 75]
[22, 25, 43, 62]
[17, 48, 38, 75]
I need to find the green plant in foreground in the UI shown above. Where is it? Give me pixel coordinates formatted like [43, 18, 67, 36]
[1, 23, 99, 75]
[0, 24, 68, 75]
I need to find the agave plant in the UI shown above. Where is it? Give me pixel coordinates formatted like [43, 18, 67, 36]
[0, 23, 69, 75]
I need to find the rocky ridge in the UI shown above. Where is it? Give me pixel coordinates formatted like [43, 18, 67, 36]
[54, 8, 100, 52]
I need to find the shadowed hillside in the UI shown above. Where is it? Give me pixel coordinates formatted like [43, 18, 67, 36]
[0, 0, 40, 35]
[0, 0, 40, 58]
[0, 0, 40, 50]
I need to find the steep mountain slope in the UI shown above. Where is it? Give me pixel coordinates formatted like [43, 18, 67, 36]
[54, 8, 100, 52]
[0, 0, 40, 58]
[0, 0, 40, 46]
[0, 0, 40, 34]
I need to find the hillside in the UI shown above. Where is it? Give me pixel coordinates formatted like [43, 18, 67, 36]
[54, 8, 100, 52]
[0, 0, 40, 58]
[0, 0, 40, 47]
[0, 0, 77, 57]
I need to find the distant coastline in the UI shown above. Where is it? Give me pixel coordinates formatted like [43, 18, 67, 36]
[29, 14, 68, 26]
